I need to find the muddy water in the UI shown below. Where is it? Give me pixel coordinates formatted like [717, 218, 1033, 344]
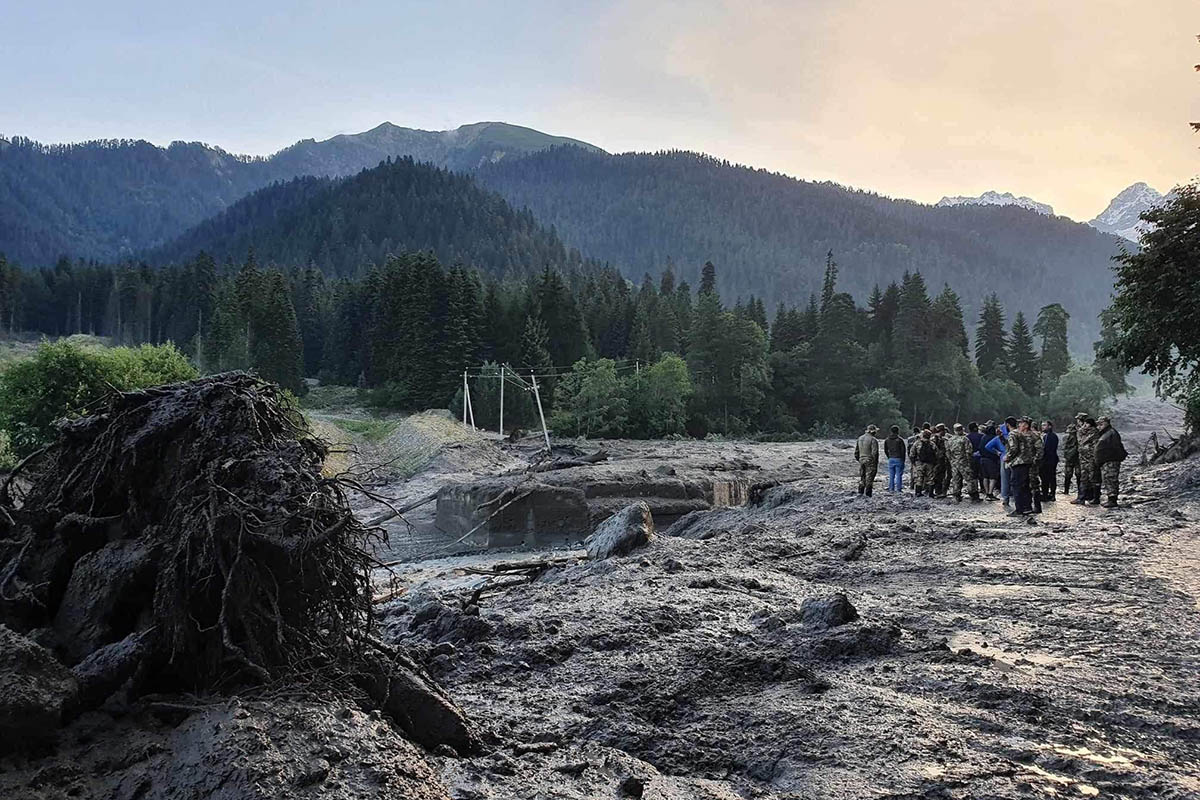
[380, 429, 1200, 799]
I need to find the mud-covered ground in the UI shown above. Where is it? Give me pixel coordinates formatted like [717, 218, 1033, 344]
[4, 399, 1197, 799]
[379, 402, 1200, 799]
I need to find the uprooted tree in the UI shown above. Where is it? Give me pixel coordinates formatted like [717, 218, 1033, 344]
[0, 372, 477, 752]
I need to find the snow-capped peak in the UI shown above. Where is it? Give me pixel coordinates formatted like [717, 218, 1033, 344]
[1087, 182, 1165, 243]
[936, 191, 1054, 216]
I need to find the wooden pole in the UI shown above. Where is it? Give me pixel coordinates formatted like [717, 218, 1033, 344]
[498, 364, 505, 436]
[463, 371, 469, 427]
[466, 374, 476, 431]
[531, 373, 551, 452]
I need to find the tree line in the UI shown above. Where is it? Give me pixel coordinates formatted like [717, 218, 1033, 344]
[0, 249, 1125, 438]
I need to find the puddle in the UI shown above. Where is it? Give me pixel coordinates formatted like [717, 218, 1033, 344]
[948, 631, 1066, 669]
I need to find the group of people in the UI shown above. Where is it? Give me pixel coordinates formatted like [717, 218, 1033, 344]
[853, 412, 1128, 516]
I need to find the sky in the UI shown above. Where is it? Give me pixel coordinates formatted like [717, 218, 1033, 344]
[2, 0, 1196, 220]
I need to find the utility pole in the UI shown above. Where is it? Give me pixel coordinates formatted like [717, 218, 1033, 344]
[463, 371, 469, 427]
[531, 372, 551, 453]
[498, 364, 505, 437]
[466, 375, 476, 431]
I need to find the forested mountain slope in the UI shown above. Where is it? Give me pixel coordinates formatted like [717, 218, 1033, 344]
[477, 147, 1125, 342]
[149, 157, 589, 279]
[0, 123, 600, 265]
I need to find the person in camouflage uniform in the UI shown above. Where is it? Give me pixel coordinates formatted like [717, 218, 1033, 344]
[1095, 415, 1127, 508]
[854, 424, 880, 496]
[911, 429, 938, 496]
[1027, 420, 1045, 514]
[1061, 412, 1085, 495]
[1071, 416, 1100, 506]
[945, 423, 977, 502]
[932, 423, 950, 498]
[1004, 417, 1040, 515]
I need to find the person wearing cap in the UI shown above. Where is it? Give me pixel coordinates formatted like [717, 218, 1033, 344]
[1004, 416, 1038, 515]
[932, 423, 951, 499]
[883, 425, 907, 493]
[945, 423, 978, 502]
[912, 429, 938, 496]
[1061, 413, 1085, 496]
[1094, 416, 1127, 508]
[1027, 419, 1045, 514]
[854, 424, 881, 497]
[1072, 416, 1100, 505]
[1040, 420, 1059, 501]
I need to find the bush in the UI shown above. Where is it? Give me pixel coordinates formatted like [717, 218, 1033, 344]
[1044, 368, 1111, 427]
[849, 388, 910, 433]
[0, 340, 197, 457]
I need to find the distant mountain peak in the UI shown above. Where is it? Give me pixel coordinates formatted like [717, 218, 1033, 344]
[1088, 182, 1164, 242]
[936, 191, 1054, 216]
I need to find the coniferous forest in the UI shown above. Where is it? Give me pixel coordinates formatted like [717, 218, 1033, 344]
[0, 245, 1123, 439]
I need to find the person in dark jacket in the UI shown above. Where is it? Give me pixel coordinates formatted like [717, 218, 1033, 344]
[912, 429, 938, 496]
[1094, 416, 1127, 508]
[883, 425, 907, 492]
[1040, 421, 1059, 501]
[978, 422, 1002, 500]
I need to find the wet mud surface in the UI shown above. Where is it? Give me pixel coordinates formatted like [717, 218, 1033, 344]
[384, 427, 1200, 798]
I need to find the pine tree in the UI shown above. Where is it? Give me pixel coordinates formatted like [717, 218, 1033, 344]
[819, 251, 838, 314]
[1092, 307, 1131, 397]
[931, 285, 969, 358]
[975, 294, 1008, 377]
[1007, 312, 1040, 396]
[698, 261, 718, 299]
[252, 270, 305, 393]
[1033, 303, 1071, 393]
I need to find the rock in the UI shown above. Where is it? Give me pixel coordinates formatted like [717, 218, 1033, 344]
[586, 501, 655, 560]
[0, 624, 78, 753]
[800, 593, 859, 629]
[53, 539, 156, 665]
[620, 775, 647, 797]
[70, 628, 153, 714]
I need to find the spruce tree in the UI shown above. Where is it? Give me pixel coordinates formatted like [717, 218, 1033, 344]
[1007, 312, 1040, 397]
[252, 270, 305, 393]
[1033, 303, 1071, 393]
[1092, 307, 1131, 397]
[698, 261, 718, 299]
[974, 294, 1008, 377]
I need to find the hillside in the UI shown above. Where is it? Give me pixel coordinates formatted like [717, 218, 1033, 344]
[477, 147, 1125, 342]
[149, 156, 587, 278]
[0, 123, 601, 265]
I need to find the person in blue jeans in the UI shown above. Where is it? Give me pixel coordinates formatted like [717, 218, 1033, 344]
[996, 416, 1017, 508]
[985, 422, 1010, 507]
[883, 425, 907, 491]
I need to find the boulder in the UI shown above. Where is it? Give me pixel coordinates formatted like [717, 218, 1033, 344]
[586, 502, 655, 560]
[0, 624, 78, 752]
[799, 593, 859, 629]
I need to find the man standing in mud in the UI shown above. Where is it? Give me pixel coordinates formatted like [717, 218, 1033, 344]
[906, 426, 922, 491]
[1005, 417, 1038, 516]
[912, 429, 938, 496]
[854, 424, 880, 496]
[884, 425, 907, 492]
[1027, 421, 1045, 515]
[1061, 413, 1084, 496]
[1040, 421, 1059, 501]
[1072, 416, 1100, 506]
[946, 423, 977, 502]
[932, 423, 950, 499]
[1094, 416, 1127, 508]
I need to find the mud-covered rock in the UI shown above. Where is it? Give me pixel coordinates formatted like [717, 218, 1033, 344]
[586, 502, 655, 560]
[799, 593, 859, 629]
[53, 539, 156, 665]
[0, 624, 78, 753]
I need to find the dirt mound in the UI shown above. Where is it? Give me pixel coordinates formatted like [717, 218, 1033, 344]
[0, 373, 475, 753]
[377, 411, 516, 477]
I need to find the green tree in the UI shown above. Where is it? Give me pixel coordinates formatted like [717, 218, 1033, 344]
[975, 294, 1008, 377]
[1033, 303, 1071, 394]
[1092, 307, 1131, 397]
[550, 359, 629, 438]
[1103, 183, 1200, 408]
[629, 354, 693, 437]
[252, 270, 305, 394]
[1007, 312, 1040, 397]
[850, 388, 910, 433]
[1044, 368, 1111, 426]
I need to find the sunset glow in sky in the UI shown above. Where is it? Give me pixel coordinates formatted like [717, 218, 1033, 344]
[3, 0, 1196, 220]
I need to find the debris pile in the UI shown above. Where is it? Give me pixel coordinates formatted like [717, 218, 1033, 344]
[0, 373, 475, 755]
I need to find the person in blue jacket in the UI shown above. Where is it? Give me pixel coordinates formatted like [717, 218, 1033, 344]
[1040, 420, 1060, 501]
[984, 423, 1008, 506]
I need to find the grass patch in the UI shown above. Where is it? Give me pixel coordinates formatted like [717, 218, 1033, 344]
[327, 417, 399, 443]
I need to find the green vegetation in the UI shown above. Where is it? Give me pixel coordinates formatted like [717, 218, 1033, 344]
[325, 417, 400, 443]
[0, 340, 197, 456]
[1104, 181, 1200, 429]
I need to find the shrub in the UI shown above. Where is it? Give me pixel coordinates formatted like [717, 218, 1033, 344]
[0, 340, 197, 456]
